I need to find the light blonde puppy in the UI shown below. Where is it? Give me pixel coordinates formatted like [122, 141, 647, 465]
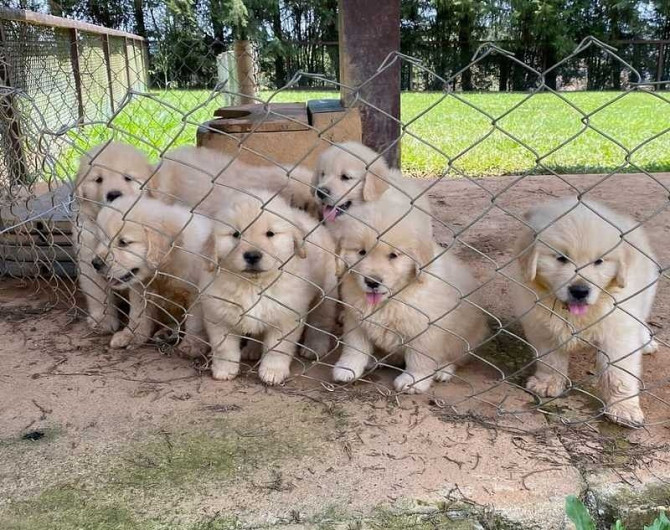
[94, 195, 213, 351]
[512, 197, 659, 426]
[201, 190, 338, 385]
[334, 205, 489, 393]
[147, 145, 317, 216]
[74, 142, 153, 333]
[313, 141, 433, 238]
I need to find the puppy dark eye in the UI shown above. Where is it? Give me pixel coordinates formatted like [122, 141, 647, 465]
[95, 176, 103, 184]
[594, 258, 604, 266]
[232, 231, 241, 239]
[556, 255, 569, 264]
[358, 249, 366, 256]
[124, 175, 132, 182]
[389, 252, 398, 260]
[118, 238, 129, 248]
[341, 174, 352, 181]
[266, 231, 275, 238]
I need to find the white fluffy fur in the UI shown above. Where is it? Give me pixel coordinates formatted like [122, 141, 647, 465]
[512, 197, 659, 426]
[94, 195, 213, 352]
[201, 190, 338, 385]
[73, 142, 153, 333]
[333, 204, 489, 393]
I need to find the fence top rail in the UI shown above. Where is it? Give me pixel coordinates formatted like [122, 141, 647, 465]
[0, 7, 145, 41]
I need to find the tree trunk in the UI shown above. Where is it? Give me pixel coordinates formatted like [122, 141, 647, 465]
[133, 0, 146, 38]
[235, 39, 256, 104]
[271, 9, 287, 88]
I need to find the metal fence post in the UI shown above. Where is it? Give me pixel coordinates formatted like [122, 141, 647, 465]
[123, 36, 131, 92]
[657, 42, 666, 91]
[69, 28, 84, 122]
[101, 33, 115, 113]
[0, 21, 27, 184]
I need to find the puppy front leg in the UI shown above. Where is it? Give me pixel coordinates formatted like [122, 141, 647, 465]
[598, 329, 645, 427]
[395, 343, 442, 394]
[110, 287, 154, 349]
[333, 312, 374, 383]
[524, 327, 571, 398]
[258, 323, 303, 385]
[79, 259, 119, 334]
[178, 302, 210, 359]
[205, 313, 242, 381]
[302, 295, 338, 361]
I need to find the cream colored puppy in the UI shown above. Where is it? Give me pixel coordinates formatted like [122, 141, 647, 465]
[201, 190, 338, 385]
[74, 142, 153, 333]
[333, 205, 489, 393]
[313, 142, 433, 238]
[147, 145, 317, 215]
[512, 197, 659, 427]
[93, 195, 213, 351]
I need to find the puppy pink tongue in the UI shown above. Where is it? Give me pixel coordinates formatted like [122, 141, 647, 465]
[322, 205, 338, 223]
[568, 303, 588, 316]
[366, 292, 383, 305]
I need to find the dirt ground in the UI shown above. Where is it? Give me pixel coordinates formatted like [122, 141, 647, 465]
[1, 172, 669, 529]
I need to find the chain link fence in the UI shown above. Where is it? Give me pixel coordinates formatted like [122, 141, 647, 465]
[0, 15, 668, 433]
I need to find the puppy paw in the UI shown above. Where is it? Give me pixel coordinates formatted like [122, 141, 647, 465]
[333, 361, 364, 383]
[434, 370, 453, 383]
[525, 374, 568, 398]
[643, 339, 658, 355]
[605, 401, 644, 428]
[87, 313, 119, 334]
[258, 356, 291, 385]
[211, 359, 240, 381]
[394, 372, 432, 394]
[110, 328, 136, 349]
[178, 337, 209, 359]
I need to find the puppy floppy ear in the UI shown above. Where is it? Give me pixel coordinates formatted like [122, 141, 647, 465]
[144, 226, 171, 268]
[203, 233, 218, 272]
[334, 241, 347, 277]
[362, 159, 391, 202]
[292, 226, 307, 259]
[517, 235, 539, 283]
[408, 239, 434, 282]
[614, 242, 632, 289]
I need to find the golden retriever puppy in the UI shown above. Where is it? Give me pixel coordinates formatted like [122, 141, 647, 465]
[146, 145, 317, 216]
[333, 205, 488, 393]
[73, 142, 153, 333]
[313, 141, 433, 238]
[93, 195, 213, 351]
[512, 197, 659, 426]
[201, 190, 338, 385]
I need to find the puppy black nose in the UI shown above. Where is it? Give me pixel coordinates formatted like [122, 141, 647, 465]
[315, 187, 330, 201]
[568, 284, 590, 301]
[92, 256, 105, 272]
[106, 190, 122, 202]
[243, 250, 262, 265]
[364, 277, 381, 290]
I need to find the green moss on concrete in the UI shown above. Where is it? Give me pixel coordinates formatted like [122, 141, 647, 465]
[594, 482, 670, 529]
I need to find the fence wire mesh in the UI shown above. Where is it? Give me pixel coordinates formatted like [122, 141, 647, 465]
[0, 17, 668, 436]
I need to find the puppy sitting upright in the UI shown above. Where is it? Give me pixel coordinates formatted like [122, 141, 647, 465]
[74, 142, 153, 333]
[333, 205, 489, 393]
[512, 197, 659, 427]
[201, 190, 338, 385]
[94, 195, 213, 351]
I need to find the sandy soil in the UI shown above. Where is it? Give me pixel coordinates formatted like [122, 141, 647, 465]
[0, 172, 668, 529]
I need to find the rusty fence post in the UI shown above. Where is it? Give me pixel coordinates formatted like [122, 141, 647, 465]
[0, 20, 27, 184]
[69, 28, 84, 122]
[100, 33, 115, 113]
[338, 0, 401, 167]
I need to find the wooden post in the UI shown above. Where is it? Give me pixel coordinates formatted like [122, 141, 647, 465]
[123, 36, 131, 92]
[0, 21, 27, 184]
[101, 33, 115, 112]
[338, 0, 401, 167]
[657, 42, 666, 91]
[141, 39, 149, 89]
[69, 28, 84, 122]
[234, 40, 256, 104]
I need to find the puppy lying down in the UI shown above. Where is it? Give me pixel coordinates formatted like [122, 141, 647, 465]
[200, 190, 338, 385]
[333, 203, 489, 393]
[512, 197, 659, 426]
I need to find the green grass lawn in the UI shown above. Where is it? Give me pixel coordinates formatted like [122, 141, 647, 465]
[55, 88, 670, 179]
